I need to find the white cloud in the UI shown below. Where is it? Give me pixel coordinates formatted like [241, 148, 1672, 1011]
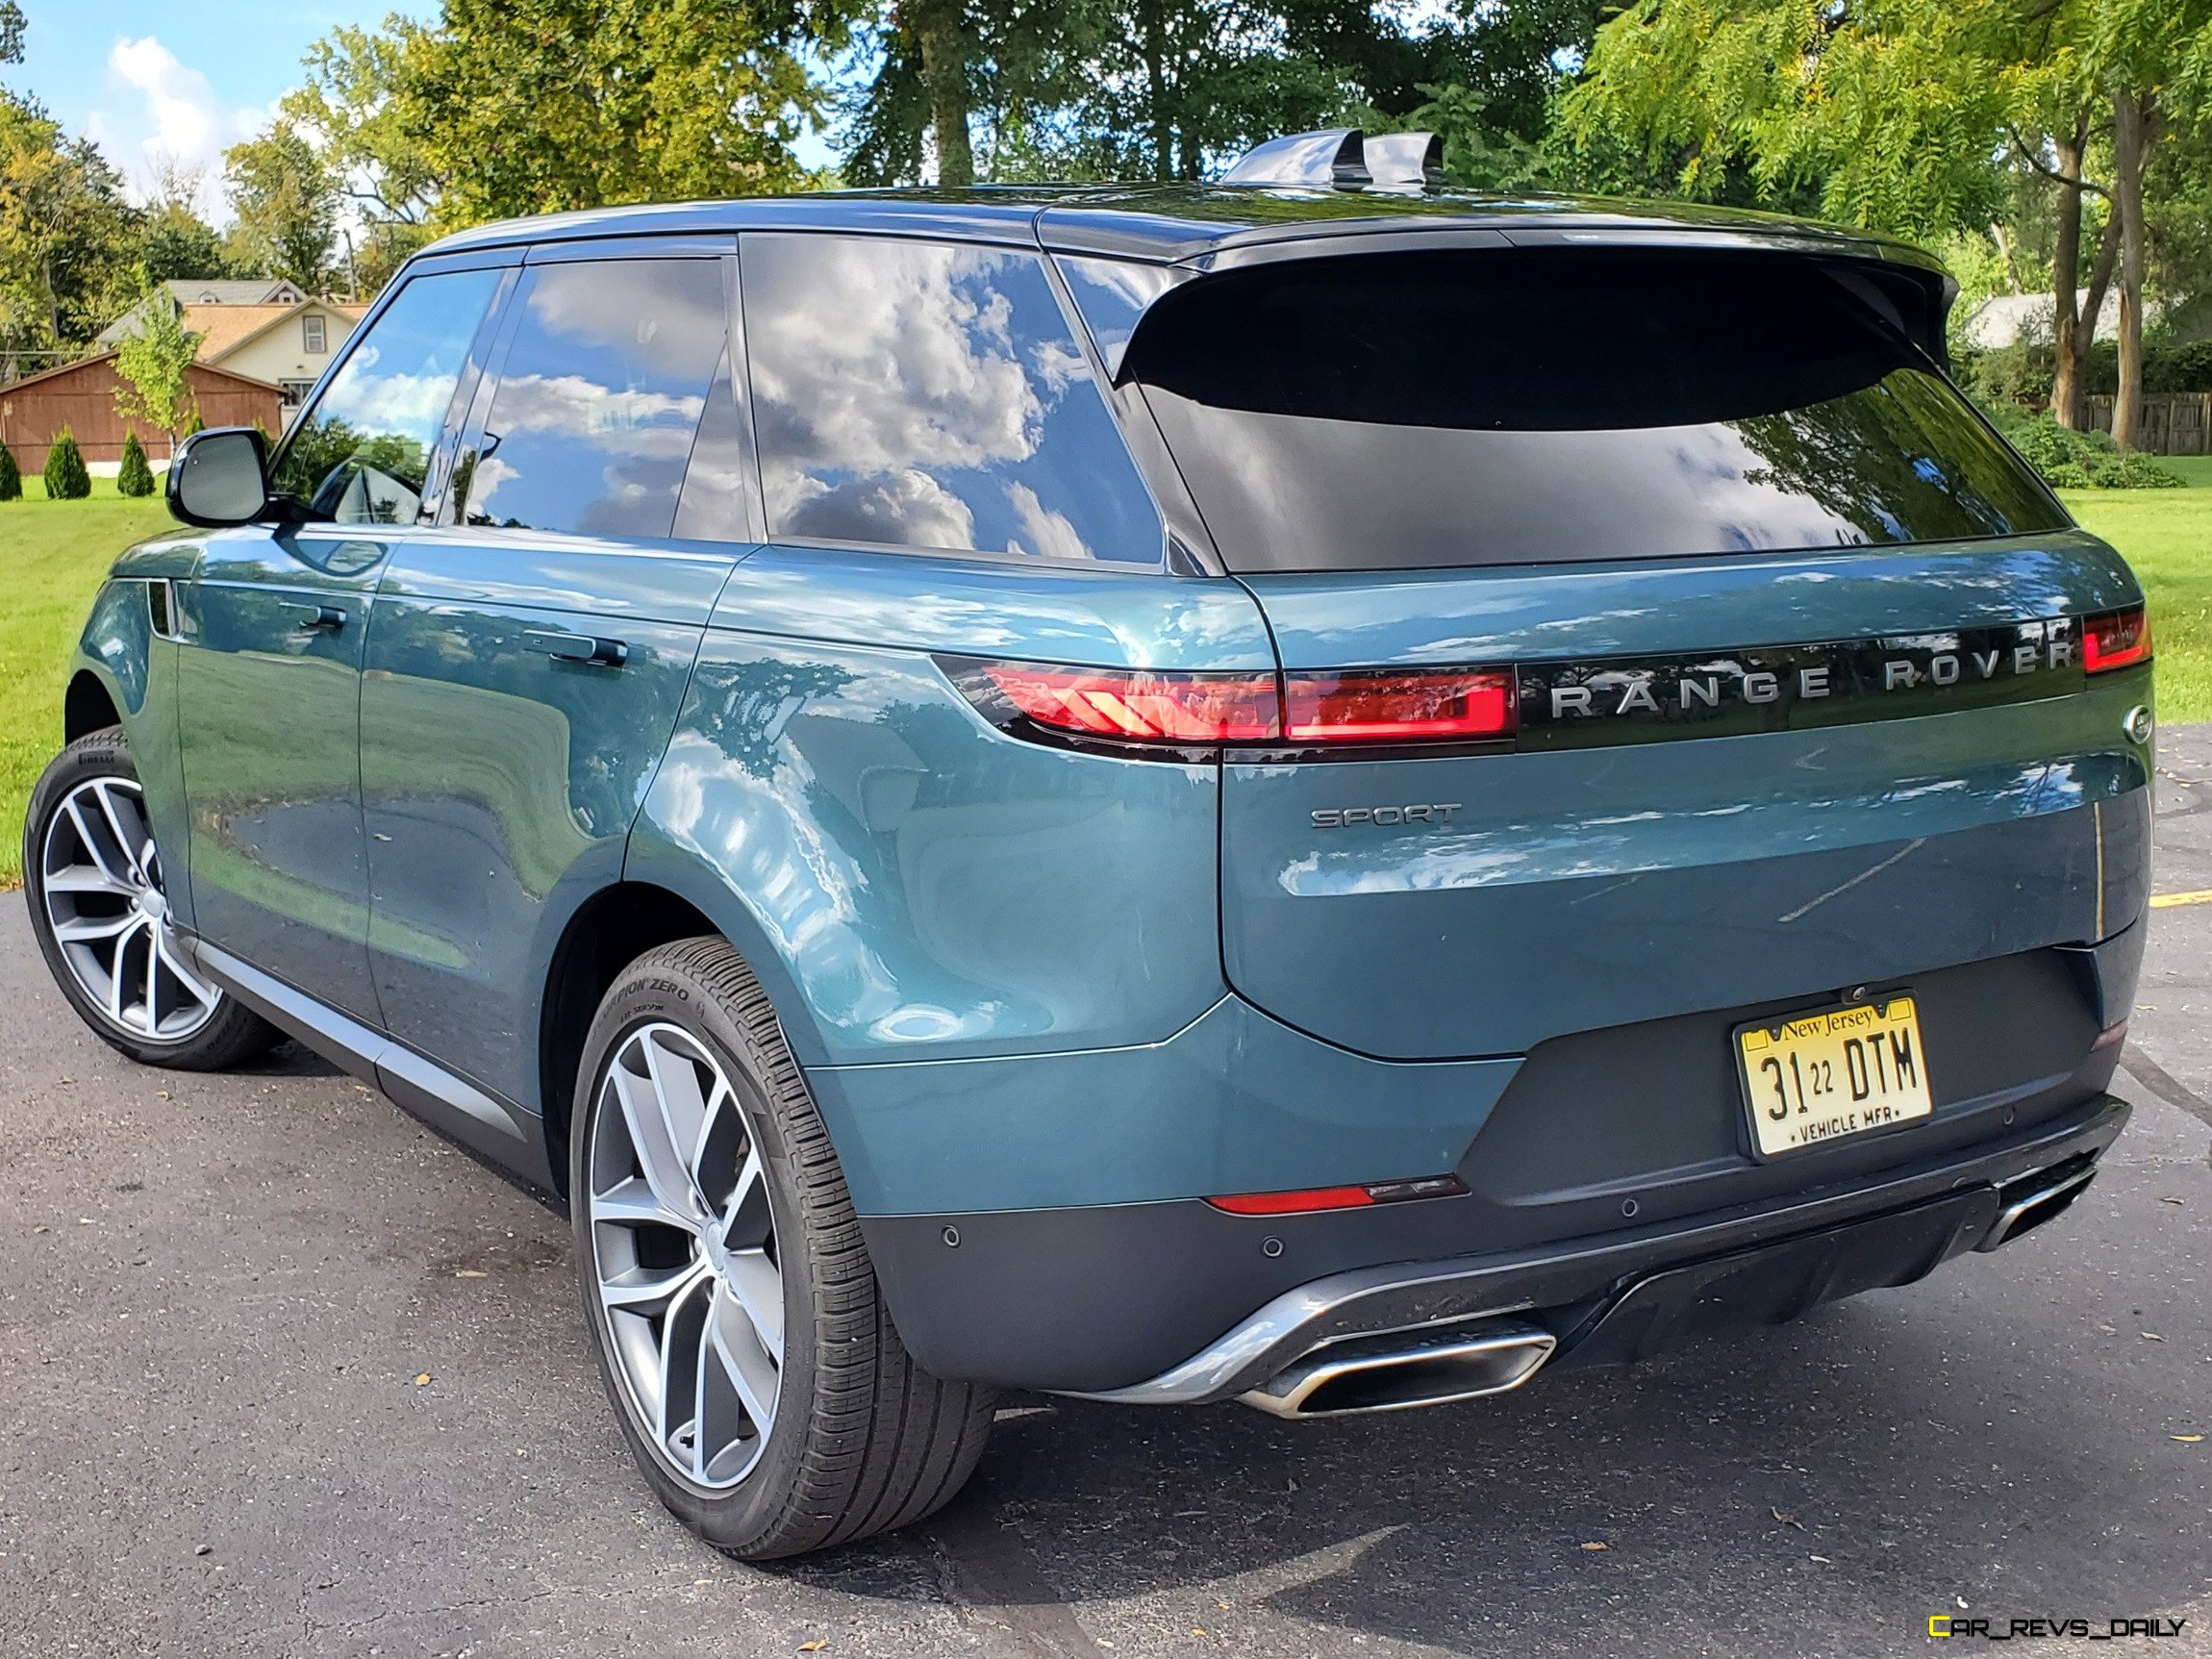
[95, 37, 276, 215]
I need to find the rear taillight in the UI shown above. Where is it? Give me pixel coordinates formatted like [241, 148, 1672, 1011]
[1283, 669, 1516, 743]
[954, 660, 1281, 743]
[943, 658, 1517, 752]
[2084, 607, 2152, 673]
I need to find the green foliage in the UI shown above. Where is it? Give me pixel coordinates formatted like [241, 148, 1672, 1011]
[842, 0, 1604, 189]
[40, 427, 88, 499]
[223, 122, 339, 290]
[1983, 401, 2183, 487]
[1385, 85, 1548, 191]
[111, 273, 200, 440]
[1960, 337, 2212, 405]
[1557, 0, 2012, 239]
[284, 17, 442, 293]
[115, 430, 154, 497]
[2089, 339, 2212, 393]
[405, 0, 849, 221]
[0, 442, 18, 501]
[0, 88, 139, 368]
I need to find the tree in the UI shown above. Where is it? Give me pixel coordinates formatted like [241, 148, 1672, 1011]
[286, 17, 444, 293]
[1558, 0, 2015, 237]
[0, 91, 140, 374]
[404, 0, 855, 221]
[116, 430, 154, 496]
[0, 441, 19, 501]
[137, 162, 231, 283]
[41, 426, 88, 499]
[223, 122, 339, 290]
[112, 272, 200, 445]
[844, 0, 1108, 185]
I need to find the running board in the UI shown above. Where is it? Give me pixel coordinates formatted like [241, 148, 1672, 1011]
[184, 937, 555, 1190]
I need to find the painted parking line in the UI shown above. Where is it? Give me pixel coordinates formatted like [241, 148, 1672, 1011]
[2150, 889, 2212, 909]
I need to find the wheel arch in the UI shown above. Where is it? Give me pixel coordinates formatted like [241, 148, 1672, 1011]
[64, 670, 122, 743]
[537, 877, 813, 1200]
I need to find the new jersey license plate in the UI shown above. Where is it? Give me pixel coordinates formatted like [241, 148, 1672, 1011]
[1735, 996, 1933, 1158]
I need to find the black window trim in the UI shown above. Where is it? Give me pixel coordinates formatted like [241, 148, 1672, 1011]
[737, 227, 1176, 575]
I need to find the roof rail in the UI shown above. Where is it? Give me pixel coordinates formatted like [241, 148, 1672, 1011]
[1217, 128, 1442, 191]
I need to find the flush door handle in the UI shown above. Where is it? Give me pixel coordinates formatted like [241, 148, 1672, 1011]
[288, 603, 347, 631]
[528, 629, 628, 667]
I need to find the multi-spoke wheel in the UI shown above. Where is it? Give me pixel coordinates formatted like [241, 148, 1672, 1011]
[588, 1022, 785, 1489]
[40, 775, 219, 1042]
[24, 727, 278, 1069]
[572, 937, 997, 1559]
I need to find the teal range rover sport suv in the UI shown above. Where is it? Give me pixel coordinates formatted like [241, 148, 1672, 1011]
[25, 129, 2152, 1559]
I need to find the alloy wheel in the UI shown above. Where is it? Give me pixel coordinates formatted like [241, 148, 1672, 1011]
[587, 1021, 784, 1490]
[39, 777, 220, 1043]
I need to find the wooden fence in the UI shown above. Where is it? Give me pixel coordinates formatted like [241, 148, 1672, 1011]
[2086, 392, 2212, 455]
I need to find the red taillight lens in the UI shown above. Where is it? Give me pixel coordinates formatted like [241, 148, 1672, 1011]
[1282, 669, 1516, 743]
[974, 662, 1281, 742]
[1207, 1185, 1374, 1216]
[1206, 1175, 1468, 1215]
[2084, 608, 2152, 673]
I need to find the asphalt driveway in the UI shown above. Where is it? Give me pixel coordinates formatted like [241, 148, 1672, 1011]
[2, 737, 2207, 1659]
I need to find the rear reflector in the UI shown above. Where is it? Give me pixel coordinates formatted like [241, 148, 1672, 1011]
[1283, 669, 1516, 743]
[2084, 607, 2152, 673]
[968, 661, 1280, 743]
[1207, 1174, 1469, 1215]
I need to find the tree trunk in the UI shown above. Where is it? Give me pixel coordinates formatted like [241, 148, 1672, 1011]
[912, 0, 974, 188]
[2110, 88, 2151, 452]
[1141, 0, 1172, 182]
[2049, 117, 2088, 429]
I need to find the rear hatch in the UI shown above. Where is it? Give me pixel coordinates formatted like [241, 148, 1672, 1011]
[1114, 240, 2153, 1063]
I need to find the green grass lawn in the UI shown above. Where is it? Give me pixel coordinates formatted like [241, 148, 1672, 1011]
[0, 465, 2208, 890]
[1, 481, 172, 887]
[2062, 468, 2212, 723]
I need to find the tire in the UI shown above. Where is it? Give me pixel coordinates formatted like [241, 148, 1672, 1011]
[571, 937, 996, 1559]
[23, 727, 280, 1071]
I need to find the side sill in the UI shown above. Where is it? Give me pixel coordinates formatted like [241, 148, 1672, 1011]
[185, 936, 556, 1191]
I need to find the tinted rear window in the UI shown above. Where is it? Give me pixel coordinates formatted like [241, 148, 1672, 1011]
[1118, 249, 2067, 573]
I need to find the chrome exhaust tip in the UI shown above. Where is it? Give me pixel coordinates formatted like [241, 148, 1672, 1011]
[1239, 1319, 1557, 1419]
[1976, 1159, 2098, 1253]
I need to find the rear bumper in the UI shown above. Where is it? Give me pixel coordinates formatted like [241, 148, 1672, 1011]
[862, 1091, 2128, 1396]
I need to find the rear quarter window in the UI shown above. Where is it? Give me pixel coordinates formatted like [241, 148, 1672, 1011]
[741, 233, 1164, 566]
[1113, 248, 2068, 574]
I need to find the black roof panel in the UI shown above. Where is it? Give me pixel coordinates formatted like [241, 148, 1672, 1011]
[418, 183, 1941, 276]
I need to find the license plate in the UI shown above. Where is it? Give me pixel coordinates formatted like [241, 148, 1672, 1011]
[1735, 996, 1933, 1158]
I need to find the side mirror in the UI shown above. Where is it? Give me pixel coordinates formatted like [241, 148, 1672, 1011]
[166, 427, 271, 528]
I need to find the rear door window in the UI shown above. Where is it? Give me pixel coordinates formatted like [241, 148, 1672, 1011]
[741, 233, 1163, 565]
[453, 258, 727, 539]
[1115, 248, 2070, 573]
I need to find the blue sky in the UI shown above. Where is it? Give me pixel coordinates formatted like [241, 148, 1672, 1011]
[11, 1, 834, 219]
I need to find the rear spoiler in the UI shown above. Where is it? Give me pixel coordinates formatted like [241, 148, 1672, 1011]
[1062, 230, 1956, 380]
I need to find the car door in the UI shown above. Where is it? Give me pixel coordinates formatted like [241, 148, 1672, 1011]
[177, 262, 511, 1019]
[358, 241, 749, 1114]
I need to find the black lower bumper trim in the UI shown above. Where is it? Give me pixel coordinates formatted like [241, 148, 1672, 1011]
[1548, 1186, 1995, 1371]
[864, 1093, 2128, 1395]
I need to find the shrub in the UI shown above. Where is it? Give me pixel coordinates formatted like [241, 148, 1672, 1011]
[41, 428, 90, 499]
[0, 443, 18, 501]
[116, 431, 156, 497]
[1982, 402, 2183, 490]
